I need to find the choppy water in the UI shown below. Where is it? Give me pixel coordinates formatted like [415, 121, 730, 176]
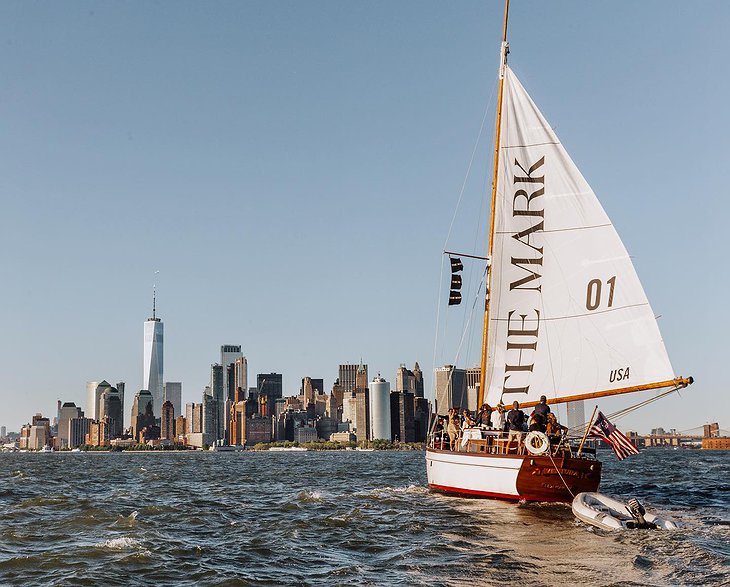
[0, 449, 727, 586]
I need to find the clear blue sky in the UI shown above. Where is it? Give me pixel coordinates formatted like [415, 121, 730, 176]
[0, 1, 726, 434]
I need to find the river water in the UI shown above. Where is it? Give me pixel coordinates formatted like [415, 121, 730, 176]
[0, 449, 727, 586]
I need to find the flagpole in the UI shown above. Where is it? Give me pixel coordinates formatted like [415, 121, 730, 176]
[577, 405, 599, 457]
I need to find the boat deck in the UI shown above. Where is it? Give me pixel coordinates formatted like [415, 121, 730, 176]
[429, 427, 597, 460]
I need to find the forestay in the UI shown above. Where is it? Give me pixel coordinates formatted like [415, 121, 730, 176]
[484, 66, 675, 408]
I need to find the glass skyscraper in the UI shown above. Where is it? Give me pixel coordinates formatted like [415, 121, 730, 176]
[143, 304, 163, 417]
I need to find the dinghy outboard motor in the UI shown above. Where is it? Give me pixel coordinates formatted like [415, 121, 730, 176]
[627, 498, 657, 529]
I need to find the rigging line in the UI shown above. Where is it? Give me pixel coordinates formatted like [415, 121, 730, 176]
[536, 236, 560, 414]
[489, 302, 649, 322]
[431, 254, 448, 400]
[566, 386, 682, 437]
[494, 222, 612, 234]
[442, 79, 498, 250]
[548, 450, 576, 499]
[501, 140, 560, 150]
[433, 80, 497, 407]
[605, 386, 682, 422]
[464, 177, 487, 368]
[449, 267, 487, 388]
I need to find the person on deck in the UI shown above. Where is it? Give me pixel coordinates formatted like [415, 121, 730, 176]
[528, 412, 546, 433]
[475, 403, 492, 428]
[435, 417, 446, 449]
[493, 403, 506, 432]
[506, 401, 526, 452]
[545, 413, 568, 442]
[462, 409, 475, 429]
[533, 395, 551, 420]
[447, 408, 460, 451]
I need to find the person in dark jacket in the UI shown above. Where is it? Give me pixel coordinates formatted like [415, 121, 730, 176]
[506, 401, 526, 452]
[528, 412, 546, 433]
[533, 395, 551, 420]
[475, 403, 493, 427]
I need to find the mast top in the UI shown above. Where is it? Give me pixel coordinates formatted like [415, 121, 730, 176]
[499, 0, 510, 79]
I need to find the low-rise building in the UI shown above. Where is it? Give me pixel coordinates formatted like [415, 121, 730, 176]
[702, 437, 730, 450]
[244, 415, 272, 446]
[294, 426, 318, 443]
[69, 417, 93, 448]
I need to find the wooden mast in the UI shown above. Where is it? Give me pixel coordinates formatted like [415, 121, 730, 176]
[478, 0, 509, 409]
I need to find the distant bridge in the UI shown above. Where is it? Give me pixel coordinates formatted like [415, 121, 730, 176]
[630, 424, 729, 448]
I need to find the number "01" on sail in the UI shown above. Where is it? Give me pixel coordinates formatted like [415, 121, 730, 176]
[586, 276, 616, 311]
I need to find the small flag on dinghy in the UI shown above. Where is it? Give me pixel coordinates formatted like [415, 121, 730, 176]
[588, 412, 639, 461]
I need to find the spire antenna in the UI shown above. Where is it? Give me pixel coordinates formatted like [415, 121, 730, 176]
[153, 269, 160, 320]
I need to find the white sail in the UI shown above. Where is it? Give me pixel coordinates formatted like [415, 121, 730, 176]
[484, 67, 675, 408]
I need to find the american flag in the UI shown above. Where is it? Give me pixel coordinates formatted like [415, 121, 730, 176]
[588, 411, 639, 461]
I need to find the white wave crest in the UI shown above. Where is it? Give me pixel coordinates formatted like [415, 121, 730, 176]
[97, 537, 140, 549]
[298, 489, 323, 502]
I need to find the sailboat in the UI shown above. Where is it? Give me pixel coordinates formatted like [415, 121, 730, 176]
[425, 1, 692, 502]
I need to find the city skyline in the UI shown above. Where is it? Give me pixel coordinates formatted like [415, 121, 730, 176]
[0, 1, 727, 434]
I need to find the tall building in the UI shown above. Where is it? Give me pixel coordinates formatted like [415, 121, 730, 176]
[369, 376, 391, 441]
[566, 400, 586, 432]
[414, 397, 430, 442]
[229, 385, 247, 446]
[69, 417, 92, 448]
[57, 402, 83, 449]
[300, 378, 324, 399]
[210, 364, 225, 441]
[353, 388, 370, 442]
[131, 389, 154, 440]
[163, 382, 182, 418]
[390, 390, 415, 442]
[220, 345, 243, 400]
[99, 386, 123, 439]
[465, 367, 481, 412]
[86, 381, 111, 421]
[116, 381, 125, 430]
[160, 400, 175, 440]
[355, 363, 368, 391]
[143, 295, 164, 416]
[28, 415, 51, 450]
[465, 367, 480, 393]
[174, 415, 186, 439]
[330, 380, 344, 421]
[339, 363, 367, 393]
[186, 402, 203, 434]
[87, 419, 111, 447]
[257, 373, 283, 410]
[434, 365, 467, 414]
[412, 363, 424, 398]
[396, 365, 415, 393]
[234, 357, 248, 400]
[202, 391, 220, 441]
[85, 381, 99, 420]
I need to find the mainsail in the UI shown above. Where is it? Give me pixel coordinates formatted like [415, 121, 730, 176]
[484, 66, 676, 408]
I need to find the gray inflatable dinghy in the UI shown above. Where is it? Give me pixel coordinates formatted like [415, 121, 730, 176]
[572, 492, 679, 530]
